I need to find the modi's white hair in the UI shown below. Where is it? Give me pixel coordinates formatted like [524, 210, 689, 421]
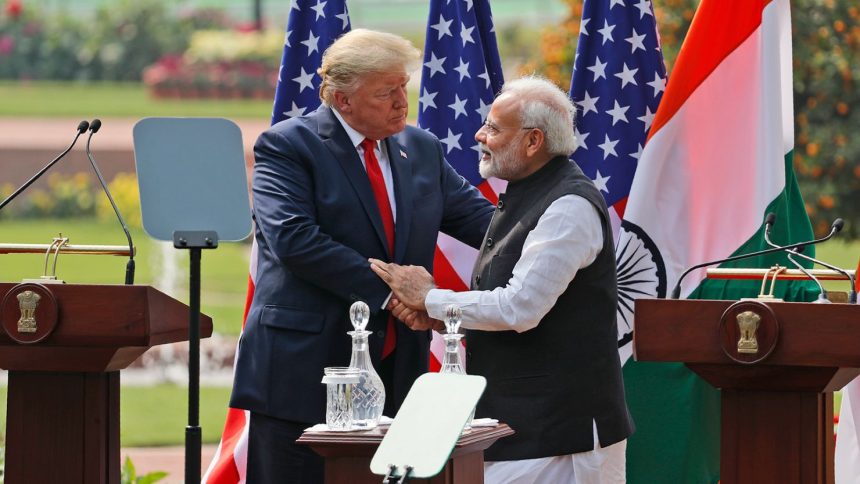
[499, 76, 577, 156]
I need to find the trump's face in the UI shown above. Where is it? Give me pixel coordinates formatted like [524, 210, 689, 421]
[333, 69, 410, 140]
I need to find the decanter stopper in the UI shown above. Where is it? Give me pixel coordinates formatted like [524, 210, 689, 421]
[350, 301, 370, 332]
[445, 305, 462, 334]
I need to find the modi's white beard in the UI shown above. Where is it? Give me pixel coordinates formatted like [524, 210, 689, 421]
[478, 141, 519, 180]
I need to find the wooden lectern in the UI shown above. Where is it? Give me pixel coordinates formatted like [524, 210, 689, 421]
[0, 282, 212, 484]
[634, 298, 860, 484]
[297, 424, 514, 483]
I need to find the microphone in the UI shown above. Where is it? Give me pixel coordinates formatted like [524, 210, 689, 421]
[763, 212, 827, 302]
[0, 120, 90, 212]
[670, 214, 843, 299]
[85, 119, 136, 285]
[765, 214, 855, 303]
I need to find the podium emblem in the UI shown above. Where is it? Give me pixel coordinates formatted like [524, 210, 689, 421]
[1, 283, 58, 344]
[16, 290, 41, 333]
[719, 301, 779, 365]
[736, 310, 760, 354]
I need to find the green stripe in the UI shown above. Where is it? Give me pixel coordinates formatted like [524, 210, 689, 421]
[624, 151, 816, 483]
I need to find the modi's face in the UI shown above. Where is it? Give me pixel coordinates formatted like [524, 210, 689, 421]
[475, 94, 528, 180]
[340, 70, 410, 140]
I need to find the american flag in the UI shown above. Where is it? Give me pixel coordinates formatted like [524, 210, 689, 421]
[417, 0, 505, 370]
[568, 0, 665, 357]
[203, 2, 349, 482]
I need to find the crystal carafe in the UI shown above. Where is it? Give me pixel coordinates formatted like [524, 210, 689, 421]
[440, 306, 474, 429]
[347, 301, 385, 429]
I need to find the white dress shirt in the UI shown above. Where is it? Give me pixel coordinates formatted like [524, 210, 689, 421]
[425, 194, 603, 332]
[331, 108, 397, 220]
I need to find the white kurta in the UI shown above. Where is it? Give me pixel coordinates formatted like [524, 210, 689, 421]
[425, 195, 626, 484]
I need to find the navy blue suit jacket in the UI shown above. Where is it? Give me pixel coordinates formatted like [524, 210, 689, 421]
[230, 107, 494, 423]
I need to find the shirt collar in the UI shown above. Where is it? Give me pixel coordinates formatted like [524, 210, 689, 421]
[331, 108, 377, 150]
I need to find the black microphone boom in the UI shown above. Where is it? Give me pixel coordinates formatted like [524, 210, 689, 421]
[766, 215, 855, 303]
[85, 119, 136, 285]
[670, 216, 844, 299]
[0, 120, 89, 212]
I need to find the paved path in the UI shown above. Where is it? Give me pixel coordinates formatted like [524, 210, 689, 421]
[122, 445, 219, 483]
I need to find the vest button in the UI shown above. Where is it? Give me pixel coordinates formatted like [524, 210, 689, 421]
[497, 200, 505, 210]
[376, 330, 385, 338]
[486, 238, 493, 248]
[475, 275, 481, 285]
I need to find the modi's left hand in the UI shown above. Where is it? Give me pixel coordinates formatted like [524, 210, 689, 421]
[369, 259, 435, 311]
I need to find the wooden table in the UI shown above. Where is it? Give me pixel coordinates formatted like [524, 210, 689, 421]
[297, 424, 514, 483]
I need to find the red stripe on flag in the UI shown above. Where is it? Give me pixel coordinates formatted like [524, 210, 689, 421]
[203, 408, 245, 483]
[432, 246, 470, 292]
[648, 0, 769, 139]
[612, 197, 629, 220]
[477, 181, 499, 205]
[241, 276, 255, 329]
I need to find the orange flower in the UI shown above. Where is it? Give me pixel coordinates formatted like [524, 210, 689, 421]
[818, 195, 835, 210]
[806, 143, 820, 157]
[836, 102, 849, 115]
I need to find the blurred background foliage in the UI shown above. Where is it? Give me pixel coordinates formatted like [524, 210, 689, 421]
[527, 0, 859, 238]
[0, 0, 857, 237]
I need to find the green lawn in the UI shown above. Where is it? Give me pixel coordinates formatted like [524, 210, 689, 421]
[0, 218, 250, 336]
[0, 385, 232, 447]
[0, 81, 276, 119]
[0, 80, 421, 121]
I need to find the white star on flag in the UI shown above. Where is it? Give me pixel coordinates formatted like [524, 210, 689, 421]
[448, 94, 468, 119]
[454, 58, 471, 81]
[301, 31, 320, 54]
[461, 22, 475, 46]
[606, 100, 630, 125]
[588, 57, 608, 80]
[424, 53, 447, 77]
[440, 128, 462, 153]
[284, 102, 306, 118]
[637, 106, 655, 131]
[625, 28, 646, 53]
[292, 67, 315, 92]
[431, 14, 453, 39]
[647, 72, 666, 97]
[615, 62, 639, 88]
[593, 170, 610, 192]
[310, 0, 326, 20]
[598, 20, 616, 45]
[598, 134, 620, 159]
[574, 127, 591, 150]
[578, 91, 600, 116]
[420, 88, 439, 112]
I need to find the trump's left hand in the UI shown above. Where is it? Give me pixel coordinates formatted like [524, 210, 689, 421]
[369, 259, 435, 311]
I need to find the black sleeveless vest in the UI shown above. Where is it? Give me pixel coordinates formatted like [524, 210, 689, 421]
[467, 156, 634, 461]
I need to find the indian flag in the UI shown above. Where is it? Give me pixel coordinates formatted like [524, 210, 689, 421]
[617, 0, 815, 482]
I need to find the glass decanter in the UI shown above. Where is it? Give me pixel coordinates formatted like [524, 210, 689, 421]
[347, 301, 386, 429]
[440, 305, 474, 429]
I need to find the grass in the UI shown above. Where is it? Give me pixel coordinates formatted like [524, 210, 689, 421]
[0, 81, 276, 119]
[0, 385, 232, 447]
[0, 218, 250, 336]
[0, 80, 423, 122]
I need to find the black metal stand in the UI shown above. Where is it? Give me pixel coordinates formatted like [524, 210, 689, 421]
[174, 230, 218, 484]
[383, 464, 413, 483]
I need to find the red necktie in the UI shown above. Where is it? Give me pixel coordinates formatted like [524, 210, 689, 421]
[361, 138, 397, 359]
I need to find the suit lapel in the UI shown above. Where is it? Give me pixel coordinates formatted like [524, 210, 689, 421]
[386, 136, 413, 263]
[318, 107, 389, 254]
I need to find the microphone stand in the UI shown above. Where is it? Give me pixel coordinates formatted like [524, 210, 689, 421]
[764, 215, 855, 304]
[671, 221, 842, 299]
[84, 119, 136, 285]
[0, 120, 89, 212]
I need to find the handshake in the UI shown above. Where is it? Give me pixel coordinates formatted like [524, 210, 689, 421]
[369, 258, 446, 332]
